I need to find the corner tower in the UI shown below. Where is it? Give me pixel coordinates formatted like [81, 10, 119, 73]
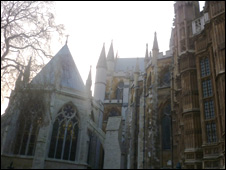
[172, 1, 202, 169]
[94, 43, 107, 101]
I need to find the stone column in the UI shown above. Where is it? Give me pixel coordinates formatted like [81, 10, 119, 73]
[104, 116, 122, 169]
[32, 124, 51, 169]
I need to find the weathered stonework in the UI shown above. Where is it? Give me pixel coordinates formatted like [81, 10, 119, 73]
[1, 2, 225, 169]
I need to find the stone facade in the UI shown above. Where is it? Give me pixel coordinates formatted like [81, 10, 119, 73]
[1, 1, 225, 169]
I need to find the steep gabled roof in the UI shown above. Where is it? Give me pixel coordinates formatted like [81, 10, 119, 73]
[31, 44, 85, 92]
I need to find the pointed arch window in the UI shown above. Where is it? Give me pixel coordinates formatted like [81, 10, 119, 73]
[159, 69, 170, 87]
[48, 103, 79, 161]
[161, 103, 171, 150]
[109, 108, 119, 117]
[116, 81, 124, 100]
[13, 103, 42, 156]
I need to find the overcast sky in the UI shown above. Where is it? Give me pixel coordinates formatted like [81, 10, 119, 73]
[53, 1, 205, 90]
[1, 1, 205, 114]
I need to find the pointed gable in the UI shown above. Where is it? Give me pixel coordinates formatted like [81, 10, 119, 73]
[31, 44, 85, 92]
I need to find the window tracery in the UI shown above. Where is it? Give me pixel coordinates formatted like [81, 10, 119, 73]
[159, 69, 170, 87]
[48, 103, 79, 161]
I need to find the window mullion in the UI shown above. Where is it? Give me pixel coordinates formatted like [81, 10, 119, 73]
[18, 121, 27, 154]
[54, 120, 62, 158]
[25, 122, 33, 155]
[61, 120, 68, 159]
[68, 123, 75, 159]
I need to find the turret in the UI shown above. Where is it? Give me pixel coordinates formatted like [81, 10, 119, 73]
[107, 40, 115, 74]
[144, 43, 149, 68]
[94, 43, 107, 101]
[174, 1, 200, 54]
[169, 28, 174, 51]
[134, 58, 140, 87]
[152, 32, 159, 67]
[86, 66, 92, 96]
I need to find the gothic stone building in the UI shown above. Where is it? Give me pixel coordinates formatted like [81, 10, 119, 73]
[1, 1, 225, 169]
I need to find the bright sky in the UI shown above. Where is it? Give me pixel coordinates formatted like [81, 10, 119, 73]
[1, 1, 205, 115]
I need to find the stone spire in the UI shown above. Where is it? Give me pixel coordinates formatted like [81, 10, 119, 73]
[86, 66, 92, 89]
[116, 51, 118, 59]
[96, 43, 107, 69]
[107, 40, 115, 73]
[94, 43, 107, 101]
[23, 56, 32, 85]
[86, 66, 92, 96]
[169, 28, 174, 51]
[152, 32, 159, 51]
[152, 32, 159, 66]
[107, 40, 114, 61]
[145, 43, 149, 59]
[144, 43, 149, 68]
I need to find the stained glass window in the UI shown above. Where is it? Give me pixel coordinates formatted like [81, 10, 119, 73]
[48, 103, 79, 161]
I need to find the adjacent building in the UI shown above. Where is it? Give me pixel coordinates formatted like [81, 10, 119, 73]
[1, 1, 225, 169]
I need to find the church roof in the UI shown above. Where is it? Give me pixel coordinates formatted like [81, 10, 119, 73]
[114, 58, 145, 72]
[31, 44, 85, 92]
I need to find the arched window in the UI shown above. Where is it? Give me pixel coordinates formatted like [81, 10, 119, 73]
[147, 74, 152, 89]
[162, 103, 171, 150]
[109, 108, 119, 117]
[116, 81, 124, 100]
[159, 69, 170, 87]
[14, 103, 42, 156]
[48, 103, 79, 161]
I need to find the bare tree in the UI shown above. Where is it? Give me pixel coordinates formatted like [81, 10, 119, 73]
[1, 1, 65, 105]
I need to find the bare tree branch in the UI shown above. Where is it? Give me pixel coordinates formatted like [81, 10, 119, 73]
[1, 1, 65, 110]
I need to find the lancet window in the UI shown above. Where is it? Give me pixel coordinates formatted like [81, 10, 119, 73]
[161, 103, 171, 150]
[109, 108, 120, 117]
[116, 81, 124, 100]
[159, 70, 170, 87]
[13, 103, 42, 156]
[48, 103, 79, 161]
